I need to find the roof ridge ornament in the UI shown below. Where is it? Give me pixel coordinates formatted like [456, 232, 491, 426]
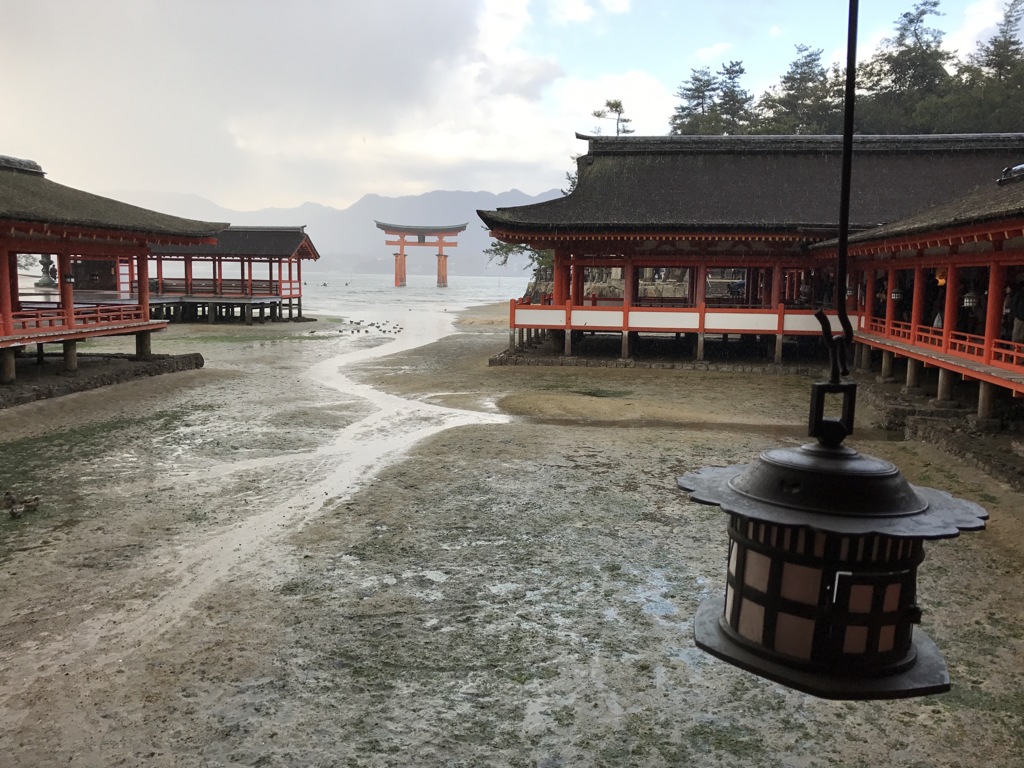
[997, 163, 1024, 186]
[0, 156, 44, 175]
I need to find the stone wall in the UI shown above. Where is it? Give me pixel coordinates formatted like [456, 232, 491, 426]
[0, 353, 204, 410]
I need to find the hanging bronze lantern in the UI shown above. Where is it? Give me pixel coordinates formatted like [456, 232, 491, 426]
[678, 0, 987, 699]
[679, 374, 986, 699]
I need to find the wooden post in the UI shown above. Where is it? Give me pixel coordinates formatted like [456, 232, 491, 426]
[508, 299, 516, 353]
[978, 381, 996, 420]
[864, 269, 876, 329]
[621, 261, 634, 359]
[62, 340, 78, 373]
[913, 264, 929, 342]
[1, 348, 15, 384]
[771, 263, 785, 364]
[57, 252, 74, 328]
[936, 368, 954, 402]
[879, 350, 895, 382]
[571, 260, 585, 304]
[695, 264, 707, 361]
[0, 249, 13, 338]
[984, 264, 1006, 363]
[884, 268, 896, 334]
[942, 264, 959, 351]
[244, 304, 253, 326]
[137, 249, 150, 319]
[552, 248, 569, 305]
[775, 303, 785, 364]
[136, 331, 152, 359]
[905, 358, 922, 391]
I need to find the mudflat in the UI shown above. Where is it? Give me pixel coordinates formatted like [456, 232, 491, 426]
[1, 304, 1022, 767]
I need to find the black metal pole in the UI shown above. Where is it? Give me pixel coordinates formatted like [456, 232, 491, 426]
[836, 0, 859, 347]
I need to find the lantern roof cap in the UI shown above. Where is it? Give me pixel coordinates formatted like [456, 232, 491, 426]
[679, 444, 987, 538]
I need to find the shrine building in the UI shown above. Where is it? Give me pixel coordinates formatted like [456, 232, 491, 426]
[834, 162, 1024, 418]
[0, 155, 227, 384]
[148, 225, 321, 324]
[479, 133, 1024, 419]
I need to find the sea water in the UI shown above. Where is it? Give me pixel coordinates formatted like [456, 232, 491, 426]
[298, 271, 530, 319]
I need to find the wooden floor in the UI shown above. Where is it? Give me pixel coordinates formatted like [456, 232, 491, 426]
[857, 331, 1024, 393]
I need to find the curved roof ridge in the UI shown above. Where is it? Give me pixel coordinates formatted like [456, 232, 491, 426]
[374, 220, 468, 233]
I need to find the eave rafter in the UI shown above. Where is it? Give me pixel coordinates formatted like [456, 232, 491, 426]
[488, 228, 815, 248]
[831, 218, 1024, 259]
[1, 218, 219, 251]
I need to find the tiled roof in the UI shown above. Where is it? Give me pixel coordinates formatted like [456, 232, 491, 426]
[0, 155, 227, 239]
[478, 134, 1024, 238]
[839, 171, 1024, 246]
[150, 226, 321, 259]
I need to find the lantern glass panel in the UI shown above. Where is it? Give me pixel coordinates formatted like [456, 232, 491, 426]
[879, 625, 896, 653]
[849, 584, 874, 613]
[744, 550, 771, 592]
[738, 599, 765, 642]
[883, 584, 901, 612]
[781, 562, 821, 604]
[775, 613, 815, 660]
[844, 626, 869, 654]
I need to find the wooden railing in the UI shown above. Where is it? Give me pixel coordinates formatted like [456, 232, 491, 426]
[11, 307, 67, 331]
[10, 304, 145, 333]
[510, 299, 846, 336]
[508, 299, 1024, 379]
[859, 314, 1024, 375]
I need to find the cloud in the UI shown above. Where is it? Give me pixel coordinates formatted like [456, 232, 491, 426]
[0, 0, 587, 209]
[693, 42, 733, 63]
[944, 0, 1003, 57]
[547, 0, 630, 26]
[548, 0, 595, 25]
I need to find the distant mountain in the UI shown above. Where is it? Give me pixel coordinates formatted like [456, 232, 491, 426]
[118, 188, 561, 276]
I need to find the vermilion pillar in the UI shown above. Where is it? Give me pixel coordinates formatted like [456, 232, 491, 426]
[58, 252, 74, 328]
[137, 250, 150, 317]
[394, 248, 407, 287]
[437, 253, 448, 288]
[552, 248, 569, 305]
[984, 264, 1006, 363]
[571, 258, 585, 303]
[0, 250, 13, 337]
[911, 265, 924, 339]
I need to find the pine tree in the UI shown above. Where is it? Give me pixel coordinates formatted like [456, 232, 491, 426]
[970, 0, 1024, 81]
[755, 45, 837, 134]
[593, 99, 635, 136]
[669, 67, 720, 134]
[716, 61, 754, 135]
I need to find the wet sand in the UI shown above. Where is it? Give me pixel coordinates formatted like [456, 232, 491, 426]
[1, 303, 1023, 767]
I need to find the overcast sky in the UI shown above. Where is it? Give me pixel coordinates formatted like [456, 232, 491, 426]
[0, 0, 1009, 211]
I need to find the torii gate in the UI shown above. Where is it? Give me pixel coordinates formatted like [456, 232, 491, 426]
[375, 221, 468, 287]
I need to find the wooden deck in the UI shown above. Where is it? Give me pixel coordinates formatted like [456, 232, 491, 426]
[856, 330, 1024, 395]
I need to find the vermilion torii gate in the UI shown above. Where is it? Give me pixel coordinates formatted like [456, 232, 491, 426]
[375, 221, 467, 287]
